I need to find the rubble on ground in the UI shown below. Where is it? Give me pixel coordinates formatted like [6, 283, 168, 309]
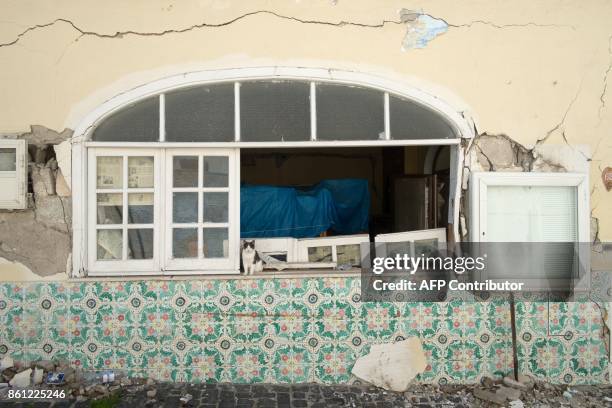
[0, 356, 611, 407]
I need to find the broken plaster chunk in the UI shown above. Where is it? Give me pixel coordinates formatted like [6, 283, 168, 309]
[9, 368, 31, 388]
[55, 170, 71, 197]
[33, 367, 44, 385]
[475, 135, 515, 168]
[351, 338, 427, 392]
[32, 165, 56, 196]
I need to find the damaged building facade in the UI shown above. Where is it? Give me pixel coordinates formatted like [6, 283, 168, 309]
[0, 1, 610, 385]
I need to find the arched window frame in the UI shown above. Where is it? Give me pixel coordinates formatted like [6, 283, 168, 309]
[71, 67, 475, 277]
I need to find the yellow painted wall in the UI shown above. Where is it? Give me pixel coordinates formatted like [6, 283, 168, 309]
[0, 0, 610, 242]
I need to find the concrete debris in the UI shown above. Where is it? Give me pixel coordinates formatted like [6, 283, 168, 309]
[32, 165, 56, 196]
[146, 388, 157, 398]
[351, 338, 427, 392]
[32, 367, 44, 385]
[509, 400, 525, 408]
[474, 387, 506, 405]
[503, 374, 535, 390]
[496, 385, 522, 401]
[55, 169, 71, 196]
[179, 393, 193, 404]
[33, 360, 55, 372]
[9, 368, 31, 388]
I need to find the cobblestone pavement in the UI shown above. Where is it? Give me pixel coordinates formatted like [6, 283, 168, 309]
[1, 382, 611, 407]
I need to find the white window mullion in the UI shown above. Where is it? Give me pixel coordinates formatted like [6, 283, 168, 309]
[310, 82, 317, 141]
[122, 154, 128, 260]
[234, 82, 241, 142]
[384, 92, 391, 140]
[159, 93, 166, 142]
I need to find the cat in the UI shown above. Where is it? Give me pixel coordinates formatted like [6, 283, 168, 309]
[241, 240, 263, 275]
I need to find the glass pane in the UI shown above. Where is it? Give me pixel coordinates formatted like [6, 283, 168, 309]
[127, 229, 154, 259]
[128, 157, 154, 188]
[307, 246, 332, 262]
[316, 84, 384, 140]
[203, 228, 228, 258]
[487, 186, 577, 242]
[96, 157, 123, 189]
[203, 192, 228, 222]
[92, 97, 159, 142]
[414, 238, 439, 258]
[390, 95, 456, 140]
[0, 148, 16, 171]
[386, 242, 411, 258]
[173, 228, 197, 258]
[97, 229, 122, 260]
[336, 244, 361, 267]
[128, 193, 153, 224]
[203, 156, 228, 187]
[165, 84, 234, 142]
[173, 192, 198, 223]
[173, 156, 198, 187]
[240, 81, 311, 141]
[97, 193, 123, 224]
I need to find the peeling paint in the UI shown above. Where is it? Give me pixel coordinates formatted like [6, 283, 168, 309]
[400, 11, 448, 50]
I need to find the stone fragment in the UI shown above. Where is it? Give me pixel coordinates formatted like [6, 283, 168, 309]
[509, 400, 525, 408]
[351, 338, 427, 392]
[496, 385, 522, 401]
[55, 170, 71, 196]
[475, 135, 516, 169]
[147, 389, 157, 398]
[9, 368, 31, 388]
[0, 356, 13, 371]
[473, 387, 506, 405]
[503, 375, 534, 390]
[0, 383, 7, 389]
[32, 367, 44, 384]
[180, 393, 193, 404]
[33, 360, 55, 372]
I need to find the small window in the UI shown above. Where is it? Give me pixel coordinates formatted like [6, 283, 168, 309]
[316, 84, 385, 140]
[297, 234, 369, 268]
[240, 81, 311, 141]
[0, 140, 27, 209]
[165, 84, 234, 142]
[92, 97, 159, 142]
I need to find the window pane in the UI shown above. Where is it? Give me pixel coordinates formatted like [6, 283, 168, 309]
[97, 229, 122, 260]
[240, 81, 311, 141]
[92, 97, 159, 142]
[165, 84, 234, 142]
[0, 148, 16, 171]
[390, 95, 456, 139]
[486, 186, 577, 242]
[414, 238, 439, 258]
[173, 228, 197, 258]
[128, 157, 154, 188]
[337, 244, 361, 267]
[173, 192, 198, 223]
[97, 157, 123, 189]
[97, 193, 123, 224]
[173, 156, 198, 187]
[316, 84, 384, 140]
[308, 246, 332, 262]
[128, 229, 154, 259]
[203, 192, 228, 222]
[203, 156, 228, 187]
[386, 242, 411, 258]
[203, 228, 228, 258]
[128, 193, 153, 224]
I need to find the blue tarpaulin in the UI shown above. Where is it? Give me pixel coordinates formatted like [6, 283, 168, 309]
[241, 179, 369, 238]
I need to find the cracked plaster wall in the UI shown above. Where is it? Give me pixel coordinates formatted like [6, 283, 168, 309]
[0, 0, 611, 278]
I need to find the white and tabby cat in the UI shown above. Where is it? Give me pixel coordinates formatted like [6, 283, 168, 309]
[241, 240, 263, 275]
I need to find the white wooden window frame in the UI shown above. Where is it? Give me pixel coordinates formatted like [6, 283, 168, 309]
[0, 139, 27, 210]
[88, 148, 161, 275]
[71, 67, 477, 277]
[164, 148, 239, 274]
[247, 237, 299, 263]
[297, 234, 370, 264]
[374, 228, 447, 258]
[469, 172, 589, 243]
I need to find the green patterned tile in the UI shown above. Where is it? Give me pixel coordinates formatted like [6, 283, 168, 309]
[228, 346, 268, 383]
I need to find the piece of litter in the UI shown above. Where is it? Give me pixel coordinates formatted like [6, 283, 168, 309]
[509, 400, 525, 408]
[46, 372, 65, 385]
[180, 393, 193, 404]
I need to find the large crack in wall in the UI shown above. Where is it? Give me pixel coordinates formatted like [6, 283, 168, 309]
[0, 126, 73, 277]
